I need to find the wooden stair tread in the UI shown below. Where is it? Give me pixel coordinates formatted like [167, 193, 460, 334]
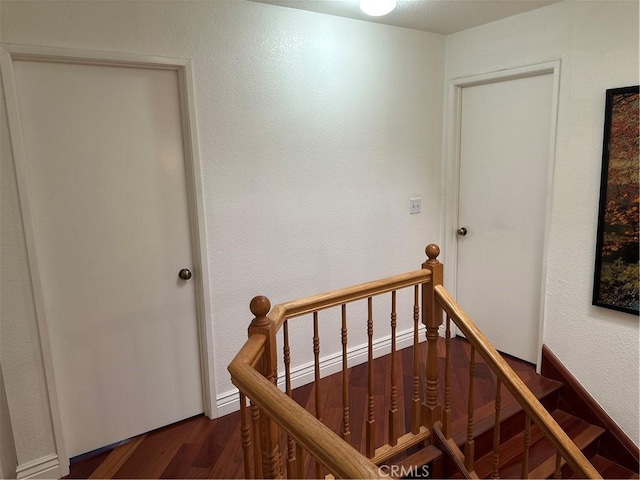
[451, 376, 563, 445]
[525, 423, 604, 479]
[386, 445, 442, 479]
[583, 454, 640, 479]
[473, 409, 604, 479]
[391, 445, 442, 470]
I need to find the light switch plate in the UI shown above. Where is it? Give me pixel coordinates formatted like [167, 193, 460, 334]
[410, 197, 421, 214]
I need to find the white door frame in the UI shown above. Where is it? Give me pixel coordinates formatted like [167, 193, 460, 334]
[441, 61, 561, 370]
[1, 44, 217, 476]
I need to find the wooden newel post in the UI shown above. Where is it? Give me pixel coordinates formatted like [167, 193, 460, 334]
[422, 244, 444, 429]
[248, 296, 283, 479]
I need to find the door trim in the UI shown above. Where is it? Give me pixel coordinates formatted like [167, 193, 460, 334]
[442, 61, 561, 369]
[1, 44, 217, 475]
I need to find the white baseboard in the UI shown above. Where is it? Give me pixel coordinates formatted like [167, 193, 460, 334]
[217, 325, 427, 416]
[16, 454, 61, 479]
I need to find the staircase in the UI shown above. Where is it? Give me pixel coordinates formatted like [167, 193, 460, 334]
[383, 367, 639, 479]
[229, 245, 638, 479]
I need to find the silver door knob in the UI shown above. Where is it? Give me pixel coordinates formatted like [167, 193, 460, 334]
[457, 227, 468, 236]
[178, 268, 192, 280]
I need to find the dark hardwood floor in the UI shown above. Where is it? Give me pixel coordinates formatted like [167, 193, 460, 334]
[65, 337, 551, 479]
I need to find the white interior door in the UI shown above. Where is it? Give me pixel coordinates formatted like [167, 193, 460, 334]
[456, 72, 554, 364]
[12, 59, 204, 457]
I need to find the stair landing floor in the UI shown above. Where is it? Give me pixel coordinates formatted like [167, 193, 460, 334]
[65, 337, 578, 479]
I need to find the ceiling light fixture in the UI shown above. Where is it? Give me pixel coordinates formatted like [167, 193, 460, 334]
[360, 0, 397, 17]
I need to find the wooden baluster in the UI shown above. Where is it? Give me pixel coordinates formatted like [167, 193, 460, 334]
[389, 290, 399, 446]
[464, 346, 475, 472]
[554, 451, 562, 479]
[295, 444, 305, 480]
[422, 244, 443, 429]
[313, 311, 323, 479]
[492, 378, 502, 479]
[249, 296, 282, 478]
[250, 401, 263, 479]
[521, 414, 531, 479]
[313, 312, 322, 422]
[341, 304, 351, 445]
[366, 297, 376, 458]
[443, 314, 452, 438]
[412, 285, 421, 435]
[240, 393, 254, 479]
[283, 321, 296, 478]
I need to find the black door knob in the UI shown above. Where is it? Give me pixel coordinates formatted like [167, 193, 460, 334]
[178, 268, 192, 280]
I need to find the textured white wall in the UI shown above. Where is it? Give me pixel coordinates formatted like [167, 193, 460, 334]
[0, 365, 17, 479]
[0, 0, 445, 466]
[445, 0, 639, 445]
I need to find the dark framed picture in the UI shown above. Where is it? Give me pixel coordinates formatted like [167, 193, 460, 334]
[593, 86, 639, 315]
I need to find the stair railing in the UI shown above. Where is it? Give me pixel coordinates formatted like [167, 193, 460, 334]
[229, 245, 446, 478]
[432, 285, 602, 479]
[228, 244, 602, 479]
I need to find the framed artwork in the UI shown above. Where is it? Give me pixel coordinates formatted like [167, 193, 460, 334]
[593, 85, 639, 315]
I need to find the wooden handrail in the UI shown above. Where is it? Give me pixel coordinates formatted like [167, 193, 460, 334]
[271, 269, 431, 328]
[434, 285, 601, 479]
[229, 344, 382, 479]
[234, 333, 267, 369]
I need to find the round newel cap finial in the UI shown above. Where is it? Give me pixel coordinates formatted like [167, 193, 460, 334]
[250, 295, 271, 318]
[426, 244, 440, 261]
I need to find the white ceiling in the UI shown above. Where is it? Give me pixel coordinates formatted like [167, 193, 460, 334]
[249, 0, 561, 35]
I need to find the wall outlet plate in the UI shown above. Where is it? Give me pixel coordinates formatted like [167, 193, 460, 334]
[410, 197, 421, 214]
